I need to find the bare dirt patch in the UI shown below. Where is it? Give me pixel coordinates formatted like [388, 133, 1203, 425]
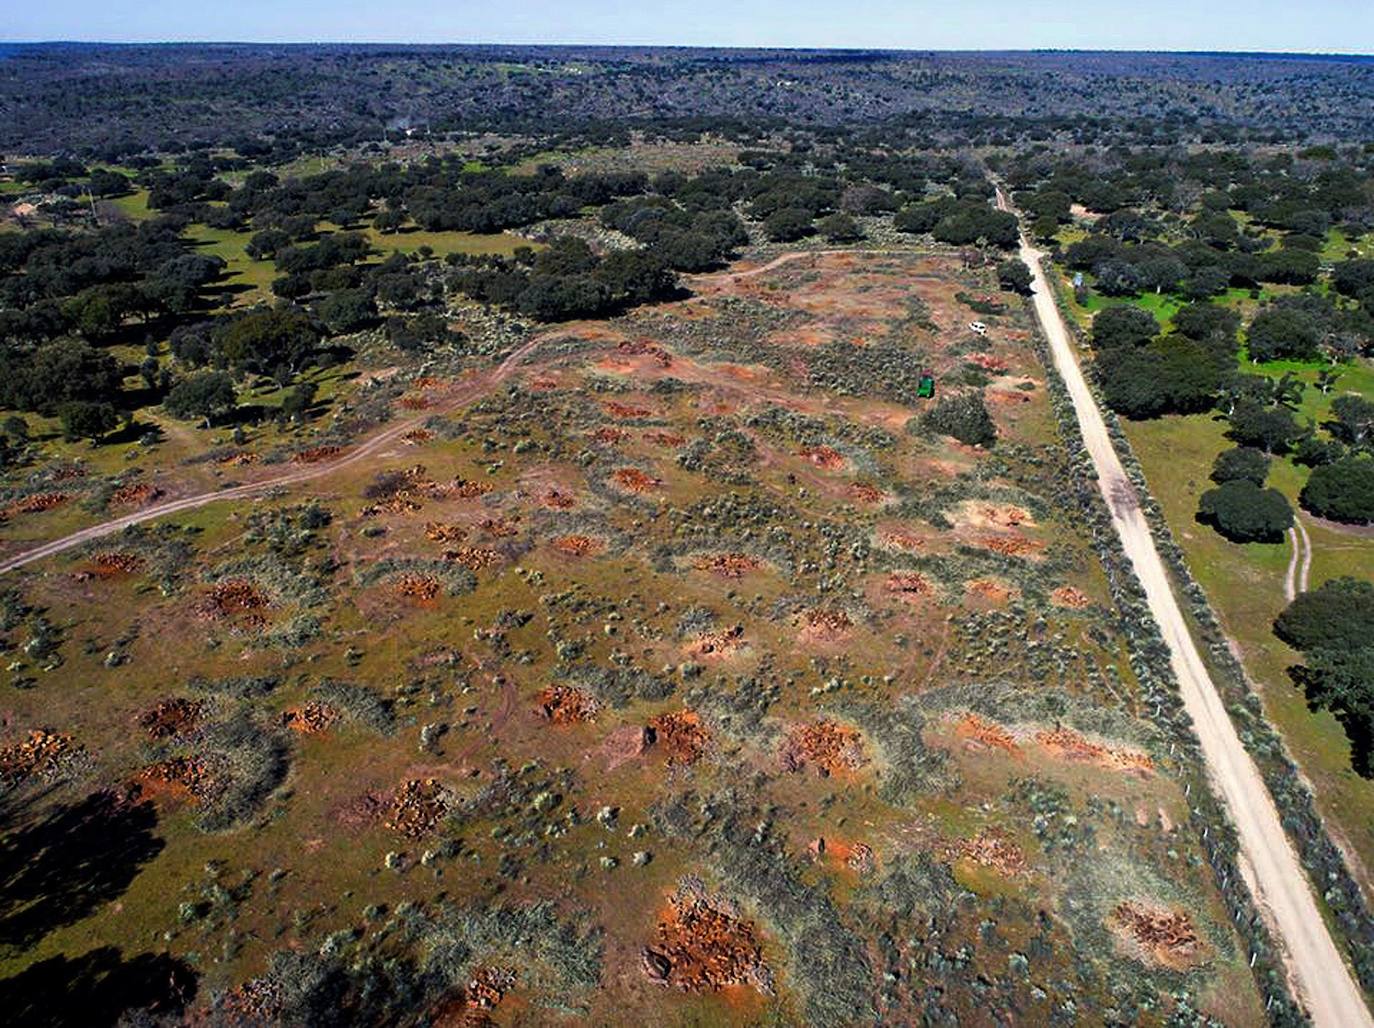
[642, 884, 770, 994]
[1109, 900, 1204, 971]
[646, 431, 687, 448]
[966, 579, 1016, 605]
[953, 828, 1028, 876]
[293, 445, 342, 464]
[884, 572, 933, 601]
[958, 502, 1033, 530]
[110, 482, 163, 507]
[973, 533, 1044, 558]
[138, 756, 215, 802]
[394, 573, 442, 604]
[878, 526, 928, 552]
[2, 492, 69, 519]
[443, 547, 503, 571]
[542, 488, 577, 509]
[402, 428, 434, 445]
[86, 550, 144, 578]
[798, 608, 853, 643]
[591, 427, 628, 444]
[808, 836, 876, 876]
[848, 482, 885, 504]
[535, 685, 599, 724]
[685, 624, 747, 661]
[604, 401, 654, 419]
[425, 522, 468, 544]
[781, 719, 867, 776]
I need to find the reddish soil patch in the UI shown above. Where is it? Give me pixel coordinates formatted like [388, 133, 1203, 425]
[601, 724, 656, 771]
[444, 547, 503, 571]
[394, 573, 442, 603]
[293, 445, 342, 464]
[692, 553, 762, 578]
[87, 550, 144, 577]
[194, 579, 269, 620]
[966, 579, 1015, 605]
[648, 710, 710, 766]
[552, 534, 602, 557]
[967, 503, 1031, 529]
[879, 527, 927, 552]
[1109, 901, 1203, 970]
[1036, 727, 1154, 776]
[425, 522, 468, 543]
[642, 887, 769, 994]
[591, 427, 628, 444]
[2, 492, 69, 519]
[685, 625, 747, 661]
[848, 482, 885, 504]
[402, 428, 434, 445]
[612, 468, 661, 493]
[974, 533, 1044, 558]
[217, 450, 260, 466]
[535, 685, 599, 724]
[138, 698, 203, 740]
[542, 488, 576, 509]
[781, 719, 867, 777]
[386, 778, 451, 837]
[334, 791, 388, 830]
[139, 756, 215, 802]
[604, 401, 654, 419]
[798, 445, 846, 470]
[465, 967, 518, 1011]
[110, 482, 163, 507]
[282, 701, 341, 735]
[217, 978, 286, 1023]
[444, 479, 493, 500]
[529, 376, 560, 391]
[954, 828, 1028, 876]
[399, 395, 433, 410]
[0, 729, 82, 787]
[953, 713, 1019, 755]
[799, 608, 853, 643]
[884, 572, 932, 600]
[967, 353, 1009, 372]
[618, 338, 673, 367]
[645, 431, 687, 448]
[1051, 586, 1091, 609]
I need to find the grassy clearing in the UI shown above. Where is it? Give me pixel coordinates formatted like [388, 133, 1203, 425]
[363, 225, 532, 258]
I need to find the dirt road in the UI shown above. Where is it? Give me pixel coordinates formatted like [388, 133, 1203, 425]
[997, 187, 1370, 1025]
[0, 334, 550, 575]
[1285, 515, 1314, 603]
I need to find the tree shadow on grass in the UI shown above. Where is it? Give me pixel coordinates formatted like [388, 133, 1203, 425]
[0, 787, 164, 952]
[0, 946, 196, 1027]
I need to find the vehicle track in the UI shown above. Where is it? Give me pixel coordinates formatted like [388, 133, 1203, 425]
[997, 186, 1371, 1026]
[0, 333, 550, 574]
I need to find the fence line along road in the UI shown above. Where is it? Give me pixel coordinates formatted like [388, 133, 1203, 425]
[995, 186, 1371, 1027]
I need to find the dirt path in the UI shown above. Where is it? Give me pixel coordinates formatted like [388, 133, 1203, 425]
[997, 186, 1371, 1026]
[1284, 514, 1314, 604]
[0, 334, 551, 575]
[694, 246, 933, 285]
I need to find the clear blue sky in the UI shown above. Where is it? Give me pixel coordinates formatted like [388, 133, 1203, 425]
[4, 0, 1373, 53]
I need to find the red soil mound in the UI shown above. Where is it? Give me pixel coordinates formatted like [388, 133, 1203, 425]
[1036, 726, 1154, 776]
[612, 468, 661, 493]
[425, 522, 468, 543]
[692, 553, 762, 578]
[884, 572, 932, 599]
[1051, 586, 1091, 609]
[283, 701, 341, 735]
[800, 608, 853, 642]
[386, 778, 451, 837]
[781, 719, 866, 776]
[3, 492, 69, 519]
[798, 445, 845, 470]
[293, 445, 341, 464]
[394, 573, 441, 602]
[139, 756, 215, 801]
[642, 888, 768, 994]
[88, 550, 144, 577]
[0, 729, 81, 787]
[444, 546, 503, 570]
[685, 625, 747, 660]
[402, 428, 434, 445]
[194, 579, 268, 620]
[110, 482, 163, 507]
[542, 488, 576, 509]
[848, 483, 885, 504]
[1110, 901, 1203, 970]
[603, 400, 654, 419]
[646, 431, 687, 448]
[648, 710, 709, 766]
[955, 828, 1027, 876]
[536, 685, 599, 724]
[552, 534, 602, 557]
[953, 713, 1020, 754]
[139, 698, 203, 740]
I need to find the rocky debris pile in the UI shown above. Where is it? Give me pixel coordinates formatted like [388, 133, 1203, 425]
[139, 698, 204, 740]
[139, 756, 216, 800]
[848, 482, 884, 504]
[386, 778, 451, 837]
[426, 522, 468, 543]
[552, 534, 601, 557]
[465, 967, 517, 1009]
[782, 719, 867, 777]
[603, 400, 653, 419]
[2, 491, 69, 519]
[1051, 586, 1091, 608]
[617, 338, 673, 367]
[402, 428, 435, 445]
[648, 710, 709, 766]
[1036, 726, 1153, 776]
[798, 445, 845, 470]
[953, 713, 1019, 754]
[542, 488, 576, 509]
[691, 553, 762, 578]
[1110, 900, 1202, 969]
[642, 883, 770, 994]
[686, 624, 746, 659]
[0, 729, 84, 787]
[800, 608, 853, 642]
[477, 516, 520, 538]
[592, 426, 627, 444]
[88, 550, 145, 577]
[884, 572, 932, 598]
[394, 573, 442, 602]
[645, 431, 686, 448]
[612, 468, 661, 493]
[293, 445, 342, 464]
[282, 701, 341, 735]
[193, 579, 269, 621]
[109, 482, 163, 507]
[536, 685, 600, 724]
[443, 546, 503, 571]
[216, 977, 285, 1023]
[954, 829, 1028, 876]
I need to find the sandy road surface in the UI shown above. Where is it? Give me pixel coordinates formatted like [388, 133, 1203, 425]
[0, 334, 550, 575]
[1284, 515, 1314, 603]
[997, 187, 1370, 1025]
